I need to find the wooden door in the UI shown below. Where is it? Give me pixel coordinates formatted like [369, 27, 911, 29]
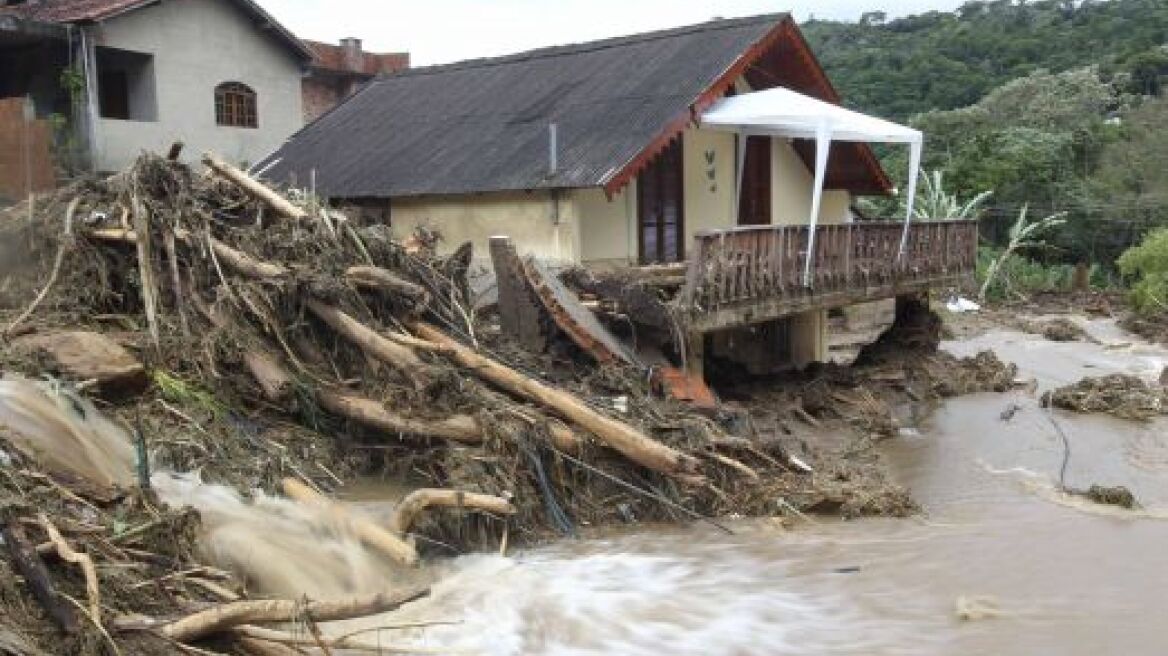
[737, 136, 771, 226]
[638, 139, 684, 264]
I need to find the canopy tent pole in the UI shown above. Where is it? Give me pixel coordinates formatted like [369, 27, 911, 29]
[897, 139, 923, 260]
[735, 130, 747, 220]
[802, 120, 831, 286]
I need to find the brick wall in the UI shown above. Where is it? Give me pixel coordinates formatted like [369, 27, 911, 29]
[0, 98, 55, 202]
[301, 78, 341, 123]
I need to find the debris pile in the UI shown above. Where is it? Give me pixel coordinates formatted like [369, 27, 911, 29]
[1080, 484, 1139, 509]
[1041, 374, 1167, 420]
[1034, 317, 1088, 342]
[0, 151, 1033, 653]
[2, 151, 985, 653]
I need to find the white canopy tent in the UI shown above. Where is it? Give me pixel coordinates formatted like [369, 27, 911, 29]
[699, 86, 923, 286]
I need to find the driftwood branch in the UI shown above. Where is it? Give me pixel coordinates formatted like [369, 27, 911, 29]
[37, 514, 102, 630]
[281, 478, 419, 566]
[388, 488, 515, 534]
[202, 153, 308, 222]
[412, 322, 701, 477]
[157, 585, 428, 642]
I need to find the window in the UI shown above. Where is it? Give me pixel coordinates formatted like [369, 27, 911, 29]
[96, 47, 157, 121]
[215, 82, 257, 128]
[637, 139, 684, 264]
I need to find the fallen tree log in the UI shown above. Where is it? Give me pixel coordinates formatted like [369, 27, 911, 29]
[202, 153, 308, 222]
[281, 478, 419, 566]
[387, 488, 516, 534]
[345, 265, 429, 309]
[411, 322, 701, 478]
[155, 585, 428, 642]
[316, 389, 481, 444]
[304, 299, 431, 387]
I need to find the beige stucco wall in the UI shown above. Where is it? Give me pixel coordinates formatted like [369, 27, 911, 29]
[682, 128, 737, 245]
[391, 191, 580, 268]
[771, 138, 853, 226]
[574, 184, 636, 268]
[89, 0, 304, 171]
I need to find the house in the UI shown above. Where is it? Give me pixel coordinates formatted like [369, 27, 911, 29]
[260, 14, 976, 376]
[302, 38, 408, 123]
[0, 0, 312, 173]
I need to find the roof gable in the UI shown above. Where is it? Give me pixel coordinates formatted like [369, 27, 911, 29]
[261, 14, 890, 198]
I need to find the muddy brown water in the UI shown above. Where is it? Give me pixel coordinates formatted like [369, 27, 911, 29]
[127, 317, 1168, 654]
[344, 317, 1167, 655]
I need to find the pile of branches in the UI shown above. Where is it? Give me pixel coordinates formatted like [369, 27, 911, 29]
[1042, 373, 1167, 421]
[0, 152, 817, 546]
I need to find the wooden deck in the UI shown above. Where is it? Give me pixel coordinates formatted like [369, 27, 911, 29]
[677, 219, 977, 331]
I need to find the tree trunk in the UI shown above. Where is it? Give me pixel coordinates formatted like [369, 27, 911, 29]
[316, 389, 481, 444]
[202, 153, 308, 222]
[412, 322, 701, 478]
[304, 299, 431, 388]
[345, 266, 429, 309]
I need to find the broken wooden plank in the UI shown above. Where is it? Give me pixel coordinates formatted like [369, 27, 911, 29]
[521, 256, 636, 365]
[489, 236, 547, 351]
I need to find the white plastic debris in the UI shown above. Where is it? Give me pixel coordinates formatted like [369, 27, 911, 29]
[788, 455, 814, 473]
[945, 295, 981, 313]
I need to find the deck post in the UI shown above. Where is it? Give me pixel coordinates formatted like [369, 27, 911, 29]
[684, 329, 706, 379]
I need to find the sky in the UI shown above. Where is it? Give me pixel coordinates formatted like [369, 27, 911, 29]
[255, 1, 970, 66]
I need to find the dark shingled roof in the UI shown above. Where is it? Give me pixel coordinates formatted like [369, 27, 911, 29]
[260, 13, 800, 198]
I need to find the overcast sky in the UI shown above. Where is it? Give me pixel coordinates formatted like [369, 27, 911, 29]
[255, 1, 969, 65]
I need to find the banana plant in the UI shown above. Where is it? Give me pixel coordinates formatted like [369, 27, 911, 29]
[978, 204, 1067, 302]
[912, 169, 993, 219]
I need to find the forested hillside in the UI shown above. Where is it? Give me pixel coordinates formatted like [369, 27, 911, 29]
[802, 0, 1168, 274]
[803, 0, 1168, 120]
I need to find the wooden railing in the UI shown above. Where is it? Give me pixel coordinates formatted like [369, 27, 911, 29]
[678, 219, 977, 317]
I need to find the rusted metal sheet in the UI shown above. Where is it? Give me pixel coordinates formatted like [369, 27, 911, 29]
[652, 366, 717, 411]
[522, 256, 635, 365]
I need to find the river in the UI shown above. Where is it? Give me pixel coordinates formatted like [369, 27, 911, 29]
[349, 316, 1168, 655]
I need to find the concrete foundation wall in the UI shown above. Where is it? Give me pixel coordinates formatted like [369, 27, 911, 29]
[90, 0, 304, 171]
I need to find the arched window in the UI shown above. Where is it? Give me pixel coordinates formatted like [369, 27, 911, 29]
[214, 82, 257, 128]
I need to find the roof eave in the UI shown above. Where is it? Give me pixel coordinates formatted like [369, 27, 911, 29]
[601, 15, 894, 198]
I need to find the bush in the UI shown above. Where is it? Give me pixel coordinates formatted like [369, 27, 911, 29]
[1117, 227, 1168, 314]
